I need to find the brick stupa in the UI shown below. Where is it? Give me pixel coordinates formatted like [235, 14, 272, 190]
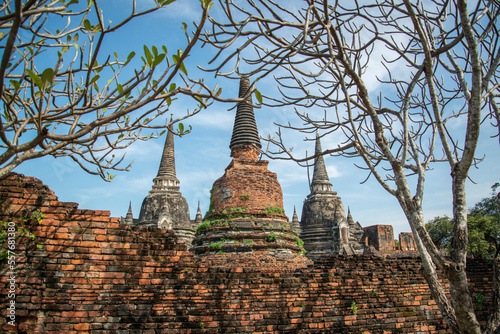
[192, 77, 309, 269]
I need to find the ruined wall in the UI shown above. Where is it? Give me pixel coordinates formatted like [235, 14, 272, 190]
[363, 225, 396, 253]
[0, 173, 494, 333]
[399, 232, 418, 252]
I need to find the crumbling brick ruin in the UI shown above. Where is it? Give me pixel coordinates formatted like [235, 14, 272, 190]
[0, 77, 494, 332]
[191, 77, 306, 268]
[0, 173, 494, 333]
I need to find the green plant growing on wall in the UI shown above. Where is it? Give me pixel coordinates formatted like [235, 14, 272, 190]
[350, 302, 358, 316]
[296, 238, 304, 248]
[266, 232, 278, 242]
[195, 220, 212, 234]
[208, 238, 232, 250]
[475, 292, 486, 310]
[239, 195, 250, 200]
[0, 209, 45, 260]
[263, 206, 284, 216]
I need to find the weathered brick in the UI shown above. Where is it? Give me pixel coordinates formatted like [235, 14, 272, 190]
[0, 172, 492, 334]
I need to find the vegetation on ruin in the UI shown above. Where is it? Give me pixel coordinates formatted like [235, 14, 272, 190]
[350, 301, 358, 316]
[207, 238, 233, 250]
[263, 206, 284, 216]
[265, 232, 277, 243]
[0, 208, 44, 260]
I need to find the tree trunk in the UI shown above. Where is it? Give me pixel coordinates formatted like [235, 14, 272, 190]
[399, 198, 460, 332]
[447, 174, 481, 334]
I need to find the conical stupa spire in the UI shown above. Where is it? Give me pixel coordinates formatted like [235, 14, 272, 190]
[347, 207, 353, 221]
[310, 132, 332, 192]
[126, 201, 133, 219]
[122, 201, 134, 224]
[292, 206, 299, 223]
[230, 76, 262, 151]
[157, 116, 176, 178]
[195, 201, 203, 224]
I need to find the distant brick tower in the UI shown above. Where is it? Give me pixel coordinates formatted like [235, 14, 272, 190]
[192, 77, 307, 268]
[300, 133, 362, 259]
[136, 121, 194, 244]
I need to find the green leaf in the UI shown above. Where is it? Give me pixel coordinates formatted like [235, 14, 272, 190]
[181, 22, 187, 31]
[203, 0, 214, 10]
[118, 133, 124, 139]
[152, 53, 165, 67]
[166, 96, 172, 106]
[144, 45, 152, 66]
[162, 45, 168, 54]
[26, 69, 42, 90]
[179, 62, 188, 76]
[152, 45, 158, 57]
[169, 83, 176, 92]
[117, 84, 123, 94]
[126, 51, 136, 64]
[83, 19, 91, 31]
[173, 50, 187, 75]
[215, 87, 222, 97]
[68, 0, 78, 5]
[0, 32, 4, 41]
[89, 74, 100, 85]
[10, 80, 20, 91]
[61, 45, 70, 54]
[161, 0, 176, 6]
[178, 123, 184, 133]
[92, 24, 101, 34]
[255, 89, 263, 104]
[41, 68, 55, 91]
[73, 33, 79, 43]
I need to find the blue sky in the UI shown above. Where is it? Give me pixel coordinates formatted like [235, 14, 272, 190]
[12, 0, 500, 238]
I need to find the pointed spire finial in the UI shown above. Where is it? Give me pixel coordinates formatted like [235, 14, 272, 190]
[292, 205, 299, 222]
[230, 76, 262, 151]
[157, 115, 177, 177]
[310, 132, 332, 192]
[123, 201, 134, 224]
[126, 201, 133, 218]
[195, 200, 203, 223]
[347, 207, 352, 219]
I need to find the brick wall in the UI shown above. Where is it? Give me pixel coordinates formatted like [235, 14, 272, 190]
[0, 173, 494, 333]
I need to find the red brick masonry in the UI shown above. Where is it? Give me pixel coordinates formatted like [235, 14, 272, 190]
[0, 173, 493, 333]
[208, 145, 285, 219]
